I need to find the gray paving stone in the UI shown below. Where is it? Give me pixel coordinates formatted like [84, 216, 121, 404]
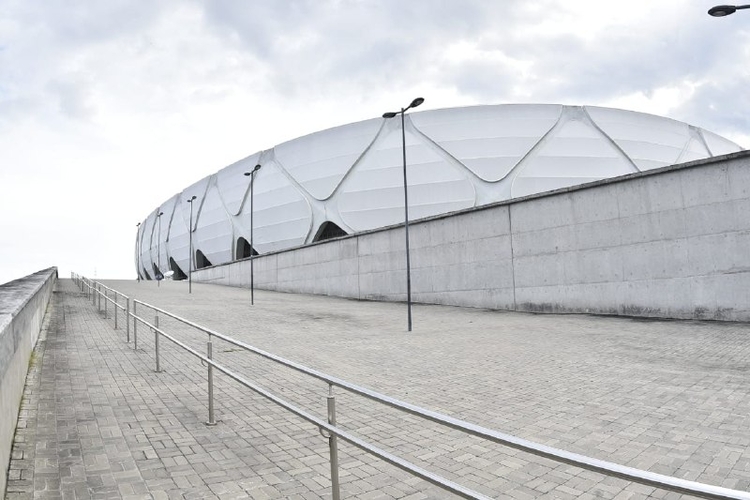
[7, 278, 750, 498]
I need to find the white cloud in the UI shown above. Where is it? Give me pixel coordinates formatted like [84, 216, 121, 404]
[0, 0, 748, 284]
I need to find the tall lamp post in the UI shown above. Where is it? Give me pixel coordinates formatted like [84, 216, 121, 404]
[156, 211, 164, 287]
[382, 97, 425, 332]
[136, 222, 141, 282]
[708, 4, 750, 16]
[187, 196, 197, 294]
[244, 164, 262, 305]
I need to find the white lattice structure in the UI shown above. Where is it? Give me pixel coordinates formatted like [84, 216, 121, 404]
[136, 104, 742, 280]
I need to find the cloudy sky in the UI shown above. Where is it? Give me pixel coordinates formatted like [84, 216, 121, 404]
[1, 0, 749, 285]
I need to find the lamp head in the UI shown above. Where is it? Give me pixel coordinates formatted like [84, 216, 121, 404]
[709, 5, 737, 16]
[409, 97, 425, 109]
[158, 211, 163, 216]
[187, 195, 196, 203]
[245, 164, 262, 176]
[136, 222, 141, 227]
[382, 111, 398, 119]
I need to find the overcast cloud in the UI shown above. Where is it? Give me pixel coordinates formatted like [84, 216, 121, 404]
[1, 0, 748, 284]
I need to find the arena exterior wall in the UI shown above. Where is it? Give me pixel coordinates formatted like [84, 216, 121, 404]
[136, 104, 742, 282]
[193, 151, 750, 321]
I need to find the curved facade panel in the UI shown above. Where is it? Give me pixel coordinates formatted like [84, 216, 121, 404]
[136, 104, 743, 280]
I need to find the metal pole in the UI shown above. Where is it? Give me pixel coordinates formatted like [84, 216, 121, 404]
[327, 384, 341, 500]
[250, 172, 255, 306]
[126, 298, 131, 342]
[104, 288, 108, 319]
[154, 314, 161, 373]
[133, 301, 138, 350]
[98, 284, 102, 310]
[189, 200, 194, 294]
[401, 108, 413, 332]
[136, 223, 141, 283]
[114, 293, 118, 329]
[157, 213, 162, 288]
[206, 336, 217, 425]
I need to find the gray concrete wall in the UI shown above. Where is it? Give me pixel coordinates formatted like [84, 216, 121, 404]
[195, 151, 750, 321]
[1, 268, 57, 497]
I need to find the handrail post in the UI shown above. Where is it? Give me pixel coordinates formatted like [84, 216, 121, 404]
[206, 336, 217, 426]
[327, 384, 341, 500]
[104, 289, 108, 319]
[126, 298, 131, 342]
[133, 301, 138, 350]
[154, 314, 161, 372]
[114, 293, 118, 329]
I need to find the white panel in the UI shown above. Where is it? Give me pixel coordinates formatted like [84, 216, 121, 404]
[587, 106, 691, 171]
[193, 177, 233, 266]
[274, 118, 382, 200]
[168, 198, 191, 276]
[701, 130, 743, 157]
[677, 136, 711, 164]
[154, 195, 178, 275]
[141, 211, 158, 278]
[180, 177, 211, 232]
[215, 152, 262, 215]
[236, 158, 313, 254]
[338, 120, 476, 232]
[511, 119, 634, 198]
[411, 104, 562, 182]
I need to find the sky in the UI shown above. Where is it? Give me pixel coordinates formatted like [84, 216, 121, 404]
[1, 0, 749, 285]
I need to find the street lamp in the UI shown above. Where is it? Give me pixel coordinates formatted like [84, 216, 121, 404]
[136, 222, 141, 282]
[708, 4, 750, 16]
[382, 97, 425, 332]
[187, 195, 197, 294]
[156, 211, 164, 287]
[244, 164, 262, 305]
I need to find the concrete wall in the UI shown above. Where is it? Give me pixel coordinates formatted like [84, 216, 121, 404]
[195, 151, 750, 321]
[0, 268, 57, 497]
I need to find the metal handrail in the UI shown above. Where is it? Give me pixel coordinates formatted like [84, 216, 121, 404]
[132, 313, 490, 499]
[71, 274, 750, 500]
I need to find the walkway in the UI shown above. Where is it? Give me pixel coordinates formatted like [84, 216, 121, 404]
[6, 278, 750, 499]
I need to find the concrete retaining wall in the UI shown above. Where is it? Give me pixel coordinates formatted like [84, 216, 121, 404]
[1, 268, 57, 496]
[195, 152, 750, 321]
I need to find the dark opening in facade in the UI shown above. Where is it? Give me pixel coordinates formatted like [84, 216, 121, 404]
[235, 237, 258, 260]
[152, 263, 164, 281]
[196, 249, 213, 269]
[169, 257, 187, 280]
[313, 221, 348, 242]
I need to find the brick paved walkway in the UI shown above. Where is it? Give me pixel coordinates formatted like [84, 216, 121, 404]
[6, 278, 750, 499]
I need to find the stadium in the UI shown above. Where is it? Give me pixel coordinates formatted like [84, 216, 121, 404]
[135, 103, 742, 281]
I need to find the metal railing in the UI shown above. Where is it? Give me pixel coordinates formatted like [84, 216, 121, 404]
[70, 273, 750, 500]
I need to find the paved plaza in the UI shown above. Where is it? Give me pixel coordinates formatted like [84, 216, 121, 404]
[5, 278, 750, 499]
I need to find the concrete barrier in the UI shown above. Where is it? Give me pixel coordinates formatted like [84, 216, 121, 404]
[195, 151, 750, 321]
[0, 267, 57, 497]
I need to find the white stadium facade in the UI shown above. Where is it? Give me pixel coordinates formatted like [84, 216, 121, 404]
[135, 104, 742, 281]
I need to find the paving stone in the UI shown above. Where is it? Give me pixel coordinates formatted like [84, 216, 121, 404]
[7, 279, 750, 498]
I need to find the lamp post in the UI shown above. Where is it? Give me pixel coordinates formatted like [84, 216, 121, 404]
[708, 4, 750, 16]
[244, 164, 262, 305]
[382, 97, 425, 332]
[156, 211, 164, 287]
[187, 196, 197, 294]
[136, 222, 141, 282]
